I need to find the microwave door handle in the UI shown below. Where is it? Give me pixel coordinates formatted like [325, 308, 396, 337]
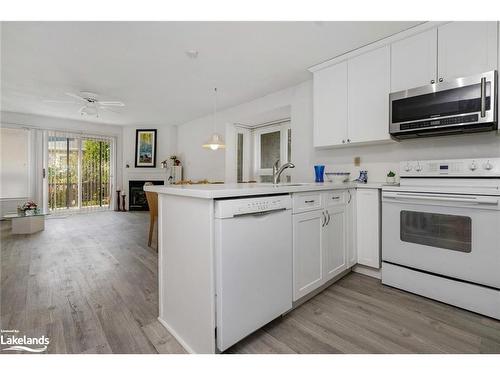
[480, 76, 486, 118]
[383, 192, 499, 205]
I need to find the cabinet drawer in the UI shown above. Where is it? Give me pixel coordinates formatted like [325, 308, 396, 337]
[324, 191, 346, 205]
[293, 192, 322, 213]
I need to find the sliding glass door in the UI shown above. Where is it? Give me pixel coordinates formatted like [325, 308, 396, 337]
[81, 137, 111, 209]
[47, 131, 113, 213]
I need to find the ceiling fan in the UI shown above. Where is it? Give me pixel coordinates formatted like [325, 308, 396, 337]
[43, 91, 125, 118]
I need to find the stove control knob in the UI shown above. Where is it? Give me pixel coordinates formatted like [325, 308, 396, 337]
[470, 161, 477, 171]
[404, 163, 412, 172]
[484, 160, 494, 171]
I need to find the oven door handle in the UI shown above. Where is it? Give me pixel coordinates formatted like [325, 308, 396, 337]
[383, 192, 499, 205]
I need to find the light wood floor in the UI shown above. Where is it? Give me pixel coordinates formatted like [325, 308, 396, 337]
[1, 211, 499, 354]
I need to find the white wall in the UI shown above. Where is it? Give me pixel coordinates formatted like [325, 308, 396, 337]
[176, 80, 500, 183]
[0, 111, 124, 212]
[177, 87, 294, 181]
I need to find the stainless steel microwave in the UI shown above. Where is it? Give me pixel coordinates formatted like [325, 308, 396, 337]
[389, 70, 497, 139]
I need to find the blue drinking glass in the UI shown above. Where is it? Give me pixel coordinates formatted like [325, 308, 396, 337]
[314, 165, 325, 183]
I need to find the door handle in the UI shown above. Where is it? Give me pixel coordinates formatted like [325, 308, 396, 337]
[325, 210, 331, 226]
[480, 76, 486, 118]
[321, 211, 326, 227]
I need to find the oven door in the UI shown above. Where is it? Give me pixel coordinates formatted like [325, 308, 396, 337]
[382, 191, 500, 289]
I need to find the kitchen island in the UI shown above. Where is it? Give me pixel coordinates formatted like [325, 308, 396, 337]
[144, 182, 386, 353]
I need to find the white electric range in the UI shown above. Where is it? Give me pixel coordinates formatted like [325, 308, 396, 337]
[381, 158, 500, 320]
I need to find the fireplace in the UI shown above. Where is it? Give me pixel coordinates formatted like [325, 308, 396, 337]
[128, 180, 164, 211]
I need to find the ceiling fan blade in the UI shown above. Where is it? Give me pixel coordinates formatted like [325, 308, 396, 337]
[43, 99, 78, 104]
[99, 106, 119, 113]
[65, 92, 86, 101]
[98, 101, 125, 107]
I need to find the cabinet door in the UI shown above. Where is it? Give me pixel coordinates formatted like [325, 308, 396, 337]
[313, 61, 348, 147]
[356, 189, 380, 268]
[293, 210, 324, 300]
[323, 204, 346, 281]
[391, 28, 437, 92]
[348, 46, 391, 143]
[346, 189, 357, 268]
[438, 22, 498, 81]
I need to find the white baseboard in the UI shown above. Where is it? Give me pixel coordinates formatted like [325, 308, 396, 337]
[352, 264, 381, 279]
[157, 317, 197, 354]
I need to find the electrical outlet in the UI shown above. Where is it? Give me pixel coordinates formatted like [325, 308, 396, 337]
[354, 157, 361, 166]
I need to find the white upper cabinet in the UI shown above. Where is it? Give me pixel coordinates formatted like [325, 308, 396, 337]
[348, 45, 391, 144]
[312, 22, 499, 149]
[438, 22, 498, 81]
[391, 29, 438, 92]
[313, 61, 348, 147]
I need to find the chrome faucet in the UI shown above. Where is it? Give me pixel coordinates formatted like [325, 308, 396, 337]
[273, 159, 295, 185]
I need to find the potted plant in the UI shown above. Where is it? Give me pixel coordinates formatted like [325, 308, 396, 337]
[170, 155, 181, 166]
[18, 200, 38, 215]
[386, 171, 396, 184]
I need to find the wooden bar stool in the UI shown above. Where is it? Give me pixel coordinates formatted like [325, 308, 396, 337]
[143, 182, 158, 249]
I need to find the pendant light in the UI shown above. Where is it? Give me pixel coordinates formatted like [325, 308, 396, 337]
[202, 87, 225, 150]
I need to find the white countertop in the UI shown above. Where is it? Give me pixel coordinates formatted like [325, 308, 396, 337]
[144, 181, 394, 199]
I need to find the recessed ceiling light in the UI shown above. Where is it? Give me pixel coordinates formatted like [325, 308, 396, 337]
[185, 50, 199, 59]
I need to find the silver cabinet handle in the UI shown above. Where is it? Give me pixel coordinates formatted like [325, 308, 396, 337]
[326, 210, 331, 226]
[439, 77, 443, 82]
[348, 190, 352, 204]
[480, 76, 486, 118]
[342, 140, 345, 144]
[321, 211, 326, 227]
[331, 196, 340, 200]
[347, 139, 351, 143]
[304, 200, 315, 203]
[430, 79, 435, 84]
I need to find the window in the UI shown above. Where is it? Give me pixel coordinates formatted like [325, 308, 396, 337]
[253, 120, 291, 182]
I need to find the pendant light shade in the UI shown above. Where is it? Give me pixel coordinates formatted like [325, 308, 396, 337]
[203, 133, 226, 150]
[202, 87, 225, 150]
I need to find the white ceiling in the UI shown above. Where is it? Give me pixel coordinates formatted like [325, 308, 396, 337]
[1, 21, 422, 127]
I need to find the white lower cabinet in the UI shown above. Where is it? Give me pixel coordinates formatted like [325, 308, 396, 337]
[346, 189, 357, 268]
[292, 209, 324, 300]
[292, 190, 349, 301]
[355, 188, 381, 268]
[323, 203, 346, 281]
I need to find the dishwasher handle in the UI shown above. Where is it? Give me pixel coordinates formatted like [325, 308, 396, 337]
[232, 208, 288, 218]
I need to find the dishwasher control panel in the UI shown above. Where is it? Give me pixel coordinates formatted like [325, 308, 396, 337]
[215, 195, 292, 218]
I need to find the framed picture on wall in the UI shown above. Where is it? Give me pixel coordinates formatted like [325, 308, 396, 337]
[135, 129, 157, 168]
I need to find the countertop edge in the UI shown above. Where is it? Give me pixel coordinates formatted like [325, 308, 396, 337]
[144, 182, 392, 199]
